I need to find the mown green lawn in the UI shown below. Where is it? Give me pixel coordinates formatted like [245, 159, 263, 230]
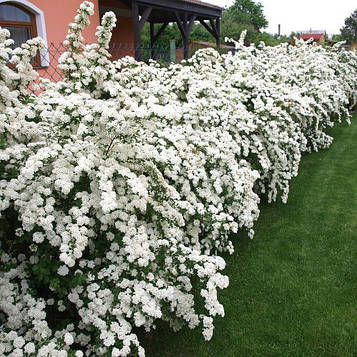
[141, 113, 357, 357]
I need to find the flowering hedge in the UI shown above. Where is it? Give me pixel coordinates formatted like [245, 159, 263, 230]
[1, 2, 356, 356]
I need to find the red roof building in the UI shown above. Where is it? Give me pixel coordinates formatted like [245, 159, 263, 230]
[297, 32, 325, 45]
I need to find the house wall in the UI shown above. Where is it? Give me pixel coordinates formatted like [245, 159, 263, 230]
[9, 0, 135, 80]
[28, 0, 100, 45]
[99, 0, 134, 59]
[19, 0, 101, 80]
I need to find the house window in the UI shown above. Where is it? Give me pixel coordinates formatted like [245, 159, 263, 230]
[0, 2, 40, 66]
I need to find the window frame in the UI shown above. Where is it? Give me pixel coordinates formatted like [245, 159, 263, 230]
[0, 2, 41, 67]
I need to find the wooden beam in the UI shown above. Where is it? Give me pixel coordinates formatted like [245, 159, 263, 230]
[149, 22, 169, 59]
[182, 13, 189, 59]
[209, 19, 218, 39]
[175, 13, 187, 61]
[136, 0, 222, 18]
[187, 15, 196, 35]
[132, 2, 153, 61]
[138, 6, 152, 32]
[150, 22, 155, 59]
[183, 38, 189, 59]
[152, 22, 169, 44]
[175, 12, 189, 58]
[150, 22, 155, 43]
[175, 12, 197, 59]
[184, 15, 197, 59]
[132, 0, 141, 60]
[175, 11, 185, 38]
[175, 12, 197, 39]
[216, 18, 221, 47]
[199, 20, 216, 38]
[183, 13, 188, 34]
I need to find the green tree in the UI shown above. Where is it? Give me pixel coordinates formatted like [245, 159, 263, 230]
[275, 34, 291, 44]
[254, 32, 279, 46]
[221, 16, 257, 44]
[221, 0, 268, 44]
[223, 0, 268, 32]
[340, 9, 357, 45]
[332, 34, 343, 42]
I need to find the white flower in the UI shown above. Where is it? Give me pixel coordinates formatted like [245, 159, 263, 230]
[24, 342, 36, 354]
[13, 336, 25, 348]
[57, 265, 69, 276]
[64, 332, 74, 345]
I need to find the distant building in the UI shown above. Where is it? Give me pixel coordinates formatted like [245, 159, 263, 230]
[297, 30, 326, 45]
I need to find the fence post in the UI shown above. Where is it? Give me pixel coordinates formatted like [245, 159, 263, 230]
[170, 39, 176, 63]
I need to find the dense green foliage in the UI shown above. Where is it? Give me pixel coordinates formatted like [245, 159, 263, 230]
[221, 0, 268, 45]
[224, 0, 268, 31]
[340, 9, 357, 45]
[142, 114, 357, 356]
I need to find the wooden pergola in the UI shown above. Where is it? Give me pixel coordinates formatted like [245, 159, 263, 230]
[121, 0, 223, 60]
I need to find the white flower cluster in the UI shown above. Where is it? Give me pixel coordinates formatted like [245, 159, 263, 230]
[0, 1, 356, 356]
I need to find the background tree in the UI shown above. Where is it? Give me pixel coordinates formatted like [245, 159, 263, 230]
[220, 15, 257, 44]
[340, 9, 357, 45]
[221, 0, 273, 45]
[223, 0, 268, 32]
[332, 34, 343, 42]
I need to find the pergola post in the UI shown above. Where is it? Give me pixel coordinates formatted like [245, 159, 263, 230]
[150, 22, 155, 59]
[132, 0, 141, 60]
[132, 0, 152, 61]
[215, 18, 221, 48]
[149, 22, 169, 60]
[175, 12, 196, 59]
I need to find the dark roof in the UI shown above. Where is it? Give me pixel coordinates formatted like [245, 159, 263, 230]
[132, 0, 224, 23]
[120, 0, 223, 23]
[179, 0, 224, 10]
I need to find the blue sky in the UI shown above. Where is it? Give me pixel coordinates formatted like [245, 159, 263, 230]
[204, 0, 357, 36]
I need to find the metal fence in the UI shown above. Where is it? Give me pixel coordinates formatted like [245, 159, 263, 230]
[36, 43, 66, 82]
[35, 42, 172, 82]
[34, 42, 235, 82]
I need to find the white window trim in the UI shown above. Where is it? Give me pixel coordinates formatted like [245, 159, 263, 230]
[0, 0, 49, 67]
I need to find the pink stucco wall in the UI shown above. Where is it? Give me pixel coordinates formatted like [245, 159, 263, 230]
[31, 0, 100, 45]
[99, 0, 134, 59]
[22, 0, 134, 79]
[26, 0, 100, 79]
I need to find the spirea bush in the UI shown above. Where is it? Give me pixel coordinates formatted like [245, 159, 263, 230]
[1, 2, 356, 355]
